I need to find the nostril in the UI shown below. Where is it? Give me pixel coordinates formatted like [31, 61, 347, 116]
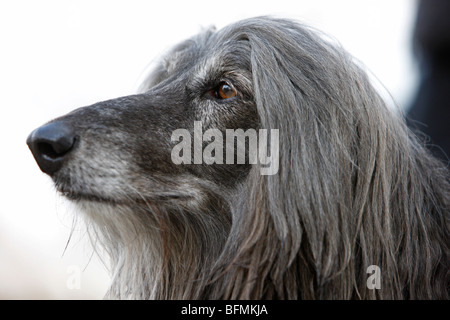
[37, 133, 77, 160]
[37, 141, 71, 160]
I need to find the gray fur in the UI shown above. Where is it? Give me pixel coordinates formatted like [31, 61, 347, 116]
[30, 17, 449, 299]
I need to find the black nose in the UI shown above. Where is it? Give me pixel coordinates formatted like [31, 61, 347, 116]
[27, 121, 77, 175]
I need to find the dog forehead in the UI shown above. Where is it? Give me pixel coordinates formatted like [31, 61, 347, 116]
[193, 51, 224, 81]
[151, 26, 252, 92]
[192, 41, 252, 84]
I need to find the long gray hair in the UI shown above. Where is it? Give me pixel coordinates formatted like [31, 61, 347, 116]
[83, 17, 449, 299]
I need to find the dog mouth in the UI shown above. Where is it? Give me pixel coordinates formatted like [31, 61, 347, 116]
[59, 188, 191, 206]
[61, 190, 126, 204]
[53, 170, 200, 206]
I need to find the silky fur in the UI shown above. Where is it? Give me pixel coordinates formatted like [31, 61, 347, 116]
[36, 17, 450, 299]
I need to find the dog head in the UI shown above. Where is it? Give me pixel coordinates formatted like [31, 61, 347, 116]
[27, 17, 449, 299]
[27, 24, 261, 206]
[26, 17, 387, 299]
[27, 17, 364, 208]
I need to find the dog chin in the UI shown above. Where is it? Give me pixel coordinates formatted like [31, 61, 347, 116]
[59, 187, 191, 208]
[60, 190, 129, 206]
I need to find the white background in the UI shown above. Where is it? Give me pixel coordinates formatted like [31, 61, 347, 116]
[0, 0, 417, 299]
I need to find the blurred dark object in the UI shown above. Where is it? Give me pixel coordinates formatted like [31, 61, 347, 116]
[407, 0, 450, 164]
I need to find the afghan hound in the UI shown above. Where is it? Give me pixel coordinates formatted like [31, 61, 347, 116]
[27, 17, 449, 299]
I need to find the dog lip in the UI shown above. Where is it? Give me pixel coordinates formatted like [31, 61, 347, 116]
[60, 190, 190, 205]
[61, 191, 122, 204]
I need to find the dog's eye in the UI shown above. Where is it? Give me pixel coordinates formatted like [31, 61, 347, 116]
[217, 83, 236, 99]
[207, 82, 237, 100]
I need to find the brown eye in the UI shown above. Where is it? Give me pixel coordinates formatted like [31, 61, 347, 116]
[208, 82, 237, 100]
[217, 82, 236, 99]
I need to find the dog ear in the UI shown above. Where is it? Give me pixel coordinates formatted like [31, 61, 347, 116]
[239, 20, 375, 290]
[244, 23, 326, 244]
[223, 23, 327, 294]
[242, 19, 450, 299]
